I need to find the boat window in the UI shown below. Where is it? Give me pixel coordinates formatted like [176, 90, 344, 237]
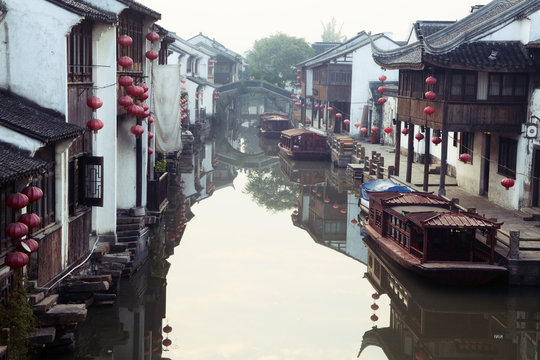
[293, 136, 301, 148]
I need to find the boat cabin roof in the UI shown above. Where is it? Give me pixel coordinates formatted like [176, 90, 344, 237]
[404, 211, 502, 229]
[281, 128, 325, 138]
[368, 191, 452, 208]
[260, 113, 290, 122]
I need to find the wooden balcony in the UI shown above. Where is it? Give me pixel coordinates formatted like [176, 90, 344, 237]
[147, 172, 169, 213]
[397, 97, 527, 132]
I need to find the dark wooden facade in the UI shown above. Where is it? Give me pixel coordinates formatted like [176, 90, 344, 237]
[397, 69, 528, 133]
[311, 64, 352, 103]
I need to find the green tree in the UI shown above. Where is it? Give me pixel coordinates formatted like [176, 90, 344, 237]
[321, 18, 346, 42]
[243, 165, 299, 212]
[246, 33, 314, 88]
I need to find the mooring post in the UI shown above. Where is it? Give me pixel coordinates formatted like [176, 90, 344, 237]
[509, 231, 520, 259]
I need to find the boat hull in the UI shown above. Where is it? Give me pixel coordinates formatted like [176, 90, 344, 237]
[278, 143, 330, 160]
[363, 223, 508, 286]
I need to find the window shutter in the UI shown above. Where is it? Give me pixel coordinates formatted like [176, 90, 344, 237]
[80, 156, 104, 207]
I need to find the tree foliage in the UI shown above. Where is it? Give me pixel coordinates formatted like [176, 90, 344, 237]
[243, 166, 299, 212]
[246, 33, 314, 88]
[321, 18, 346, 42]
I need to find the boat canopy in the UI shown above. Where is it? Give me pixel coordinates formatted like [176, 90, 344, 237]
[361, 179, 411, 202]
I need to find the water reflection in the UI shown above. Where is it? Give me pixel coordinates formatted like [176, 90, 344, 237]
[361, 241, 540, 360]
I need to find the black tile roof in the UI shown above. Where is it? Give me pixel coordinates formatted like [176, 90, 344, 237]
[46, 0, 117, 23]
[425, 41, 535, 71]
[117, 0, 161, 20]
[372, 0, 540, 71]
[414, 21, 455, 39]
[0, 91, 84, 143]
[0, 142, 47, 184]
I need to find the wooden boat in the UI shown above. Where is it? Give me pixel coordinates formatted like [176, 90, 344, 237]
[363, 191, 508, 285]
[258, 112, 292, 138]
[278, 128, 329, 160]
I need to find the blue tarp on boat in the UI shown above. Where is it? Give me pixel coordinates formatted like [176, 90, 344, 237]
[361, 179, 411, 201]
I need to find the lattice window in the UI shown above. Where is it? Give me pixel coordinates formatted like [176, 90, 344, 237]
[498, 137, 517, 178]
[80, 156, 104, 207]
[68, 19, 93, 83]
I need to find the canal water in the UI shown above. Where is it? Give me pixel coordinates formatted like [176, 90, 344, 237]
[62, 98, 540, 360]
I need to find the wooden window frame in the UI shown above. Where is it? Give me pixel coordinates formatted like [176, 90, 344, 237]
[449, 71, 477, 101]
[459, 132, 474, 163]
[67, 19, 93, 83]
[488, 73, 528, 101]
[118, 10, 144, 74]
[498, 137, 517, 178]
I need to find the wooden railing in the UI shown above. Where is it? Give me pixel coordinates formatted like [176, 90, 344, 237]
[147, 172, 169, 212]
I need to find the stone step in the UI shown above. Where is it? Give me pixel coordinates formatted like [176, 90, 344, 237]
[519, 207, 540, 221]
[116, 222, 143, 232]
[116, 235, 140, 243]
[116, 216, 145, 225]
[30, 327, 56, 345]
[67, 274, 112, 283]
[94, 293, 117, 301]
[102, 253, 131, 264]
[60, 281, 110, 293]
[34, 294, 59, 314]
[37, 304, 87, 327]
[117, 229, 143, 238]
[27, 291, 45, 305]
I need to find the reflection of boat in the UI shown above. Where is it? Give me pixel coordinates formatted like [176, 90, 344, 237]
[278, 128, 330, 160]
[359, 245, 521, 360]
[258, 135, 280, 156]
[279, 152, 327, 185]
[258, 112, 292, 137]
[359, 178, 411, 212]
[363, 191, 507, 285]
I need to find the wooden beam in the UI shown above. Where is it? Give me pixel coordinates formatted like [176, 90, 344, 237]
[423, 126, 430, 191]
[439, 129, 448, 196]
[406, 123, 414, 183]
[395, 120, 401, 176]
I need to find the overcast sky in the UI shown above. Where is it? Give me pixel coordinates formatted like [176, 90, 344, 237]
[142, 0, 489, 56]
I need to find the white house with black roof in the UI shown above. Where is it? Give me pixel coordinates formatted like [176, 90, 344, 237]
[372, 0, 540, 210]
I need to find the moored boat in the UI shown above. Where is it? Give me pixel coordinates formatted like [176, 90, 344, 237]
[363, 191, 508, 285]
[258, 112, 292, 138]
[278, 128, 330, 160]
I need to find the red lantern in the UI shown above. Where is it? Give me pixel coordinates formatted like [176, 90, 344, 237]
[360, 127, 368, 134]
[415, 133, 424, 141]
[6, 193, 29, 210]
[332, 203, 339, 209]
[378, 97, 387, 105]
[146, 31, 160, 42]
[140, 103, 149, 112]
[22, 186, 43, 202]
[148, 147, 153, 155]
[87, 118, 104, 134]
[296, 76, 301, 80]
[139, 83, 149, 93]
[459, 153, 472, 163]
[117, 34, 133, 47]
[370, 314, 379, 322]
[336, 113, 342, 118]
[130, 125, 144, 138]
[148, 116, 155, 124]
[146, 50, 159, 61]
[415, 351, 427, 360]
[5, 222, 28, 239]
[162, 338, 172, 347]
[424, 106, 435, 115]
[354, 123, 361, 128]
[128, 85, 145, 97]
[327, 107, 333, 112]
[501, 177, 515, 190]
[127, 104, 143, 116]
[378, 74, 387, 82]
[351, 219, 358, 224]
[401, 128, 409, 136]
[343, 119, 350, 125]
[371, 126, 379, 133]
[118, 56, 133, 68]
[377, 86, 387, 94]
[324, 198, 330, 203]
[86, 97, 103, 110]
[291, 94, 297, 98]
[139, 110, 150, 119]
[118, 76, 134, 87]
[18, 213, 41, 229]
[20, 239, 39, 253]
[148, 131, 154, 139]
[340, 208, 346, 214]
[163, 325, 172, 333]
[320, 104, 325, 109]
[295, 83, 301, 87]
[425, 91, 436, 100]
[4, 252, 29, 269]
[371, 293, 380, 300]
[118, 96, 134, 108]
[296, 69, 301, 74]
[431, 136, 442, 146]
[370, 303, 379, 310]
[384, 127, 392, 134]
[425, 76, 437, 85]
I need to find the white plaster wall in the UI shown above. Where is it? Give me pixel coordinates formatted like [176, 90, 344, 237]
[350, 37, 399, 138]
[202, 85, 216, 116]
[186, 80, 198, 125]
[455, 132, 483, 195]
[479, 18, 529, 43]
[2, 0, 81, 113]
[202, 143, 214, 172]
[528, 11, 540, 42]
[487, 134, 521, 210]
[116, 117, 141, 210]
[379, 97, 398, 147]
[305, 70, 313, 97]
[92, 23, 118, 235]
[0, 127, 44, 154]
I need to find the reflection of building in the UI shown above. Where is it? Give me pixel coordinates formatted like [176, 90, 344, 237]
[287, 161, 367, 264]
[361, 243, 540, 360]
